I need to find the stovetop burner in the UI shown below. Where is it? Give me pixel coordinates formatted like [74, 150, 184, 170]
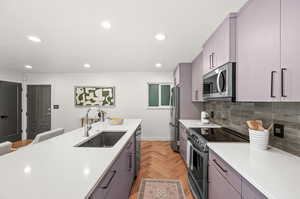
[190, 127, 249, 142]
[188, 127, 249, 152]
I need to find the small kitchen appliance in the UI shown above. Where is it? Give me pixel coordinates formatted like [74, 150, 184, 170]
[201, 111, 210, 124]
[203, 63, 236, 101]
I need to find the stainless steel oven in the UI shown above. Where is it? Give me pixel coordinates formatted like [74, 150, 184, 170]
[188, 131, 209, 199]
[187, 127, 249, 199]
[188, 143, 208, 199]
[203, 63, 236, 101]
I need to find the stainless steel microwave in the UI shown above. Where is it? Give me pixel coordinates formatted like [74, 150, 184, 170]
[203, 63, 236, 101]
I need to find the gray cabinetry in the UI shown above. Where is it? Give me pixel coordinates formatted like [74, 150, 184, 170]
[209, 150, 266, 199]
[236, 0, 300, 102]
[173, 63, 201, 119]
[242, 178, 267, 199]
[236, 0, 281, 102]
[89, 135, 135, 199]
[281, 0, 300, 101]
[192, 52, 203, 102]
[179, 123, 187, 164]
[203, 13, 237, 75]
[209, 162, 240, 199]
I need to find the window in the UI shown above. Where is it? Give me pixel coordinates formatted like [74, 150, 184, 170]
[148, 83, 172, 108]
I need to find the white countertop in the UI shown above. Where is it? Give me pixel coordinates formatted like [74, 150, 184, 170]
[179, 119, 221, 129]
[0, 119, 142, 199]
[207, 143, 300, 199]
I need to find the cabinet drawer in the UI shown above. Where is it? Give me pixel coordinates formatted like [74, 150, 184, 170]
[242, 178, 267, 199]
[209, 162, 241, 199]
[90, 159, 120, 198]
[209, 150, 242, 193]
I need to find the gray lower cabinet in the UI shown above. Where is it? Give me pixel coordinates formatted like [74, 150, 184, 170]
[209, 163, 240, 199]
[242, 178, 267, 199]
[209, 150, 266, 199]
[179, 124, 187, 164]
[89, 136, 135, 199]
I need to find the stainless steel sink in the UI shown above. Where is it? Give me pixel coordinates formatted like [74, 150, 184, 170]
[76, 131, 126, 148]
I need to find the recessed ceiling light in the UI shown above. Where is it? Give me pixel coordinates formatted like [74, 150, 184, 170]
[24, 65, 33, 69]
[83, 63, 91, 68]
[24, 166, 31, 174]
[27, 35, 41, 43]
[155, 33, 166, 41]
[155, 63, 162, 68]
[101, 21, 111, 29]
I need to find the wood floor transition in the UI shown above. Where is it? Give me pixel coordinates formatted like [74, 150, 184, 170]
[129, 141, 194, 199]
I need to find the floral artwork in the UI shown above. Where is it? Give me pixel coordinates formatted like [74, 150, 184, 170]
[74, 87, 115, 107]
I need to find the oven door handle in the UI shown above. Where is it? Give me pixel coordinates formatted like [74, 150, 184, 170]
[190, 144, 208, 156]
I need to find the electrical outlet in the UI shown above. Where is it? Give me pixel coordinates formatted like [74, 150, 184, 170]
[53, 105, 60, 109]
[273, 123, 284, 138]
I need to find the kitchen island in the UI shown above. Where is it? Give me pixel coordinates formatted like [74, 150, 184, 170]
[0, 119, 142, 199]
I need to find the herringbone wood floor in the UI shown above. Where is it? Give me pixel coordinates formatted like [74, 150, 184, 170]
[129, 141, 194, 199]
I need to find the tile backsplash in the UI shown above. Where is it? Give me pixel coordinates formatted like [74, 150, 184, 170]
[202, 101, 300, 156]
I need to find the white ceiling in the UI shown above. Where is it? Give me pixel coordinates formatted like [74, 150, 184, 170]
[0, 0, 247, 73]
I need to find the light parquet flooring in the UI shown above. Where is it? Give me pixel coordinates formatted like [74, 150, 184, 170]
[129, 141, 195, 199]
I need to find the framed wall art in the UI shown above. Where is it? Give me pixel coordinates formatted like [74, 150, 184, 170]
[74, 86, 115, 107]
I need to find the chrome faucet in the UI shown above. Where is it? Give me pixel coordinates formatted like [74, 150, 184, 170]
[84, 108, 92, 137]
[84, 107, 102, 137]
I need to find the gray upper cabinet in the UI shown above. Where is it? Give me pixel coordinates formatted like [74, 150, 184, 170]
[236, 0, 281, 102]
[203, 13, 237, 75]
[192, 52, 203, 102]
[203, 36, 215, 75]
[214, 13, 237, 67]
[236, 0, 300, 102]
[281, 0, 300, 101]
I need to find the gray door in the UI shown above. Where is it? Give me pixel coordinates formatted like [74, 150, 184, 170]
[27, 85, 51, 140]
[0, 81, 22, 142]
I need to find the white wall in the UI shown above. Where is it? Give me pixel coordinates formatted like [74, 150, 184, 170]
[0, 69, 23, 82]
[23, 72, 173, 140]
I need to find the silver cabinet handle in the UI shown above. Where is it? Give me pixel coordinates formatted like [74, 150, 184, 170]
[271, 71, 276, 98]
[209, 55, 212, 69]
[281, 68, 287, 97]
[212, 52, 215, 68]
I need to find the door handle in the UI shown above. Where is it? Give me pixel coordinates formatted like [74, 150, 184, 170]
[128, 153, 132, 171]
[213, 159, 227, 173]
[169, 122, 175, 127]
[100, 170, 116, 189]
[211, 52, 215, 68]
[281, 68, 287, 97]
[270, 71, 276, 98]
[0, 115, 8, 119]
[127, 141, 132, 149]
